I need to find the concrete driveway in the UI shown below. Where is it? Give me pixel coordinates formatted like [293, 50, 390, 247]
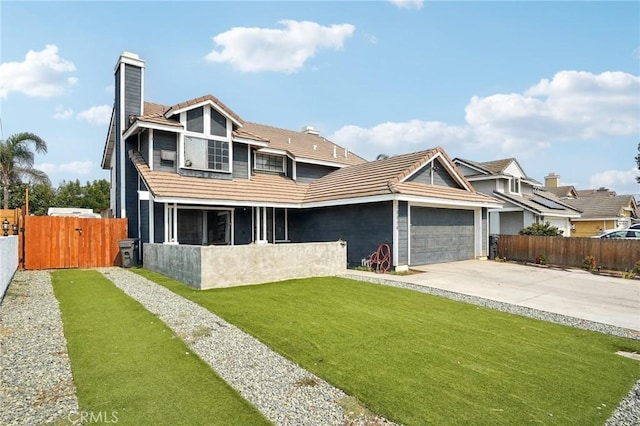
[353, 260, 640, 331]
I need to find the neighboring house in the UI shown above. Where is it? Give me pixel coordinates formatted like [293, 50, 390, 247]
[102, 51, 501, 270]
[453, 158, 581, 236]
[544, 174, 638, 237]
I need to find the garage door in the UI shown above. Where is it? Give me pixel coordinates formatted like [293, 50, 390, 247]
[410, 207, 474, 265]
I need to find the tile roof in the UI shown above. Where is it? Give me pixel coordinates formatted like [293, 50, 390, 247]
[305, 148, 501, 205]
[130, 150, 308, 204]
[242, 122, 366, 166]
[564, 195, 635, 219]
[576, 188, 617, 197]
[494, 190, 581, 217]
[130, 147, 502, 207]
[545, 185, 577, 198]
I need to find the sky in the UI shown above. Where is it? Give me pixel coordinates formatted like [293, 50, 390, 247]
[1, 1, 639, 195]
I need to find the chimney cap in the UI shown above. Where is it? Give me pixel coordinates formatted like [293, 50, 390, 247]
[115, 51, 145, 71]
[301, 125, 319, 136]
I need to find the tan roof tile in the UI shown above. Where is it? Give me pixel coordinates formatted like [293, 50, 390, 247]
[131, 150, 308, 204]
[242, 122, 366, 166]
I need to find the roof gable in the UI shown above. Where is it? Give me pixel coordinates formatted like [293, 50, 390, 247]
[165, 94, 244, 127]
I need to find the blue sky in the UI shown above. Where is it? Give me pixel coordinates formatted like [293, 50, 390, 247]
[1, 1, 639, 195]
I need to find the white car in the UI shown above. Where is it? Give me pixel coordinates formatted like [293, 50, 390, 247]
[592, 229, 640, 239]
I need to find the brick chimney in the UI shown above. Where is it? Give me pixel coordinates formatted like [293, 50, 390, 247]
[545, 172, 560, 188]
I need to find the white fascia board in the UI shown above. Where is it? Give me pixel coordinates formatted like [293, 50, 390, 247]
[400, 194, 499, 210]
[123, 121, 180, 140]
[295, 157, 348, 169]
[256, 147, 288, 156]
[168, 100, 242, 127]
[572, 217, 619, 222]
[303, 194, 397, 209]
[151, 196, 301, 209]
[543, 212, 583, 219]
[101, 107, 116, 169]
[232, 137, 269, 147]
[491, 207, 523, 213]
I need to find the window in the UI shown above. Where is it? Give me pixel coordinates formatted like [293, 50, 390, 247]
[184, 136, 229, 172]
[510, 177, 521, 193]
[210, 108, 226, 137]
[255, 153, 285, 173]
[186, 108, 204, 133]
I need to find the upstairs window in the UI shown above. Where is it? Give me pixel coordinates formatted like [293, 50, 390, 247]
[210, 108, 227, 137]
[254, 153, 285, 173]
[510, 177, 521, 194]
[184, 136, 229, 172]
[186, 108, 204, 133]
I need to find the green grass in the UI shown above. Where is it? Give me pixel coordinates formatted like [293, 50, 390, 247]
[51, 270, 269, 426]
[134, 268, 640, 425]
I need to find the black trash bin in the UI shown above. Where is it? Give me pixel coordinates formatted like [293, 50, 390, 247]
[118, 238, 139, 267]
[488, 235, 499, 260]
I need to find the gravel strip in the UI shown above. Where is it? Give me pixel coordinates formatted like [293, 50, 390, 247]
[341, 273, 640, 425]
[0, 271, 79, 426]
[99, 267, 395, 426]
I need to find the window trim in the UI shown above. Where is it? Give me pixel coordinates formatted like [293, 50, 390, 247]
[509, 177, 521, 194]
[182, 135, 232, 173]
[254, 152, 286, 173]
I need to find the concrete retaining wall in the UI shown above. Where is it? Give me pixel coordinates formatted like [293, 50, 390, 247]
[143, 241, 347, 289]
[0, 236, 19, 302]
[143, 243, 202, 288]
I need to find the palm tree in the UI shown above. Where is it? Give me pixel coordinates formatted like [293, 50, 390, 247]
[0, 132, 49, 209]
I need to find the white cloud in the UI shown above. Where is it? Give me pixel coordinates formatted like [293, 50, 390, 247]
[204, 20, 355, 73]
[37, 161, 94, 176]
[331, 70, 639, 160]
[389, 0, 424, 10]
[77, 105, 112, 125]
[0, 45, 76, 98]
[589, 168, 640, 195]
[53, 105, 73, 120]
[466, 71, 639, 151]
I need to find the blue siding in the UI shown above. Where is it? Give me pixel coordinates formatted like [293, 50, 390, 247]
[296, 162, 337, 183]
[397, 201, 409, 264]
[232, 142, 249, 179]
[124, 64, 141, 120]
[114, 67, 121, 216]
[153, 131, 177, 172]
[140, 130, 149, 163]
[125, 136, 139, 239]
[154, 203, 164, 243]
[407, 158, 461, 188]
[289, 202, 393, 267]
[140, 200, 149, 244]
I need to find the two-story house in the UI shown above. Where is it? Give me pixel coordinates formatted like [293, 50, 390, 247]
[453, 158, 581, 236]
[102, 51, 502, 270]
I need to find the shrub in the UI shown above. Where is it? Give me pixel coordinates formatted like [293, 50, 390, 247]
[535, 254, 547, 265]
[519, 222, 564, 236]
[582, 255, 597, 271]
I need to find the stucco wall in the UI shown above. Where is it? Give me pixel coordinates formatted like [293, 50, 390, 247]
[143, 241, 347, 289]
[0, 236, 19, 302]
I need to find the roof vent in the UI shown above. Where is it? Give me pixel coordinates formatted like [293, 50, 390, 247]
[301, 125, 319, 136]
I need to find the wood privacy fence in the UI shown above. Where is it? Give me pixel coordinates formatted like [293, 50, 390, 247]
[497, 235, 640, 271]
[24, 216, 128, 270]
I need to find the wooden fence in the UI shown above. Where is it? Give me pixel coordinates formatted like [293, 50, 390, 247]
[497, 235, 640, 272]
[24, 216, 128, 270]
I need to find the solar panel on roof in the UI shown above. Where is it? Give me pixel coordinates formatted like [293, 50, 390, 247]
[532, 196, 565, 210]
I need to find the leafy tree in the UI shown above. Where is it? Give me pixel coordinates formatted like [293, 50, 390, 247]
[519, 222, 564, 236]
[54, 179, 84, 208]
[0, 132, 49, 209]
[54, 179, 110, 213]
[8, 181, 56, 216]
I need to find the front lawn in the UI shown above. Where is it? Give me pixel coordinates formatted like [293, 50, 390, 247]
[52, 270, 268, 425]
[135, 269, 640, 425]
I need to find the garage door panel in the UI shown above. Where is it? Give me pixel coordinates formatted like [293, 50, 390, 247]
[410, 207, 474, 265]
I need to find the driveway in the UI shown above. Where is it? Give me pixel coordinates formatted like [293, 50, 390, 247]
[353, 260, 640, 331]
